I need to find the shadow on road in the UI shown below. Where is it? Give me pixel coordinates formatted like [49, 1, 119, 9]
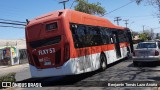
[17, 69, 101, 87]
[148, 77, 160, 81]
[17, 58, 127, 87]
[17, 58, 144, 87]
[128, 62, 160, 67]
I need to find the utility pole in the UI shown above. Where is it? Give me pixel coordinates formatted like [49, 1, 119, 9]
[142, 25, 145, 33]
[59, 0, 69, 9]
[123, 19, 129, 28]
[114, 17, 122, 25]
[151, 28, 154, 40]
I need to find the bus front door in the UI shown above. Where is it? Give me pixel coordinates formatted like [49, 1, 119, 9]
[112, 31, 121, 58]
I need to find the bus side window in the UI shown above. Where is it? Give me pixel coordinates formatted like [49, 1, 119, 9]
[124, 30, 129, 42]
[110, 38, 113, 43]
[118, 30, 124, 42]
[99, 27, 106, 44]
[100, 27, 110, 44]
[76, 25, 86, 48]
[70, 24, 79, 48]
[94, 27, 103, 45]
[87, 26, 102, 46]
[70, 24, 76, 34]
[107, 28, 113, 44]
[85, 26, 93, 47]
[118, 30, 128, 43]
[88, 26, 96, 46]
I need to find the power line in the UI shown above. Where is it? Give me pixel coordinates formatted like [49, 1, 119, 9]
[0, 19, 26, 29]
[103, 0, 135, 16]
[106, 15, 153, 18]
[0, 21, 26, 26]
[0, 25, 24, 29]
[70, 0, 76, 9]
[0, 18, 26, 24]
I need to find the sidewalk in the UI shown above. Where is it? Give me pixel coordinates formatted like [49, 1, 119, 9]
[0, 63, 29, 77]
[0, 66, 8, 69]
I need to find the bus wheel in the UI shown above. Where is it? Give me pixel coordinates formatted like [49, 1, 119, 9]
[100, 54, 107, 71]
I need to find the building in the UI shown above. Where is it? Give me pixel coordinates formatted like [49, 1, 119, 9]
[0, 39, 27, 66]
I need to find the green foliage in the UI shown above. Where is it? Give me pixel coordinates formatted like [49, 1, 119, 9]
[0, 72, 16, 88]
[74, 0, 106, 16]
[139, 33, 149, 41]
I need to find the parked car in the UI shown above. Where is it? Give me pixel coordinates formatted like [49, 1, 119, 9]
[133, 41, 160, 66]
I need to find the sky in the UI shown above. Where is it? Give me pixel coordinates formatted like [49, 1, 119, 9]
[0, 0, 159, 39]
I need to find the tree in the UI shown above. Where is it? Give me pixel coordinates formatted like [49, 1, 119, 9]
[143, 30, 154, 40]
[138, 29, 154, 40]
[135, 0, 160, 17]
[74, 0, 106, 16]
[139, 33, 148, 41]
[156, 33, 160, 39]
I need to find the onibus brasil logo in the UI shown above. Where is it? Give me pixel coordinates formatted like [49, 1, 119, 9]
[1, 82, 42, 88]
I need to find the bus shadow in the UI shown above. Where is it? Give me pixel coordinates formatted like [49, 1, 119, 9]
[17, 58, 127, 87]
[17, 70, 100, 87]
[128, 62, 160, 67]
[107, 57, 128, 67]
[148, 77, 160, 81]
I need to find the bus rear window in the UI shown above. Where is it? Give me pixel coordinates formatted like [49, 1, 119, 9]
[29, 36, 61, 48]
[46, 22, 58, 31]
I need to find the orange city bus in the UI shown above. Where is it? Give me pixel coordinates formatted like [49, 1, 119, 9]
[25, 9, 133, 78]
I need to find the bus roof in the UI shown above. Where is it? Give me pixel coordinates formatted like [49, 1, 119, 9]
[27, 9, 126, 30]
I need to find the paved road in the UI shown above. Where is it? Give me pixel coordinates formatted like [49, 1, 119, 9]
[0, 64, 29, 77]
[11, 58, 160, 90]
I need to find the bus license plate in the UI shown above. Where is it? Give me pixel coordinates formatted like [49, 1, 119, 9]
[44, 61, 51, 66]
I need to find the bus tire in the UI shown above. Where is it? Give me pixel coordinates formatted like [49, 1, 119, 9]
[100, 53, 107, 71]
